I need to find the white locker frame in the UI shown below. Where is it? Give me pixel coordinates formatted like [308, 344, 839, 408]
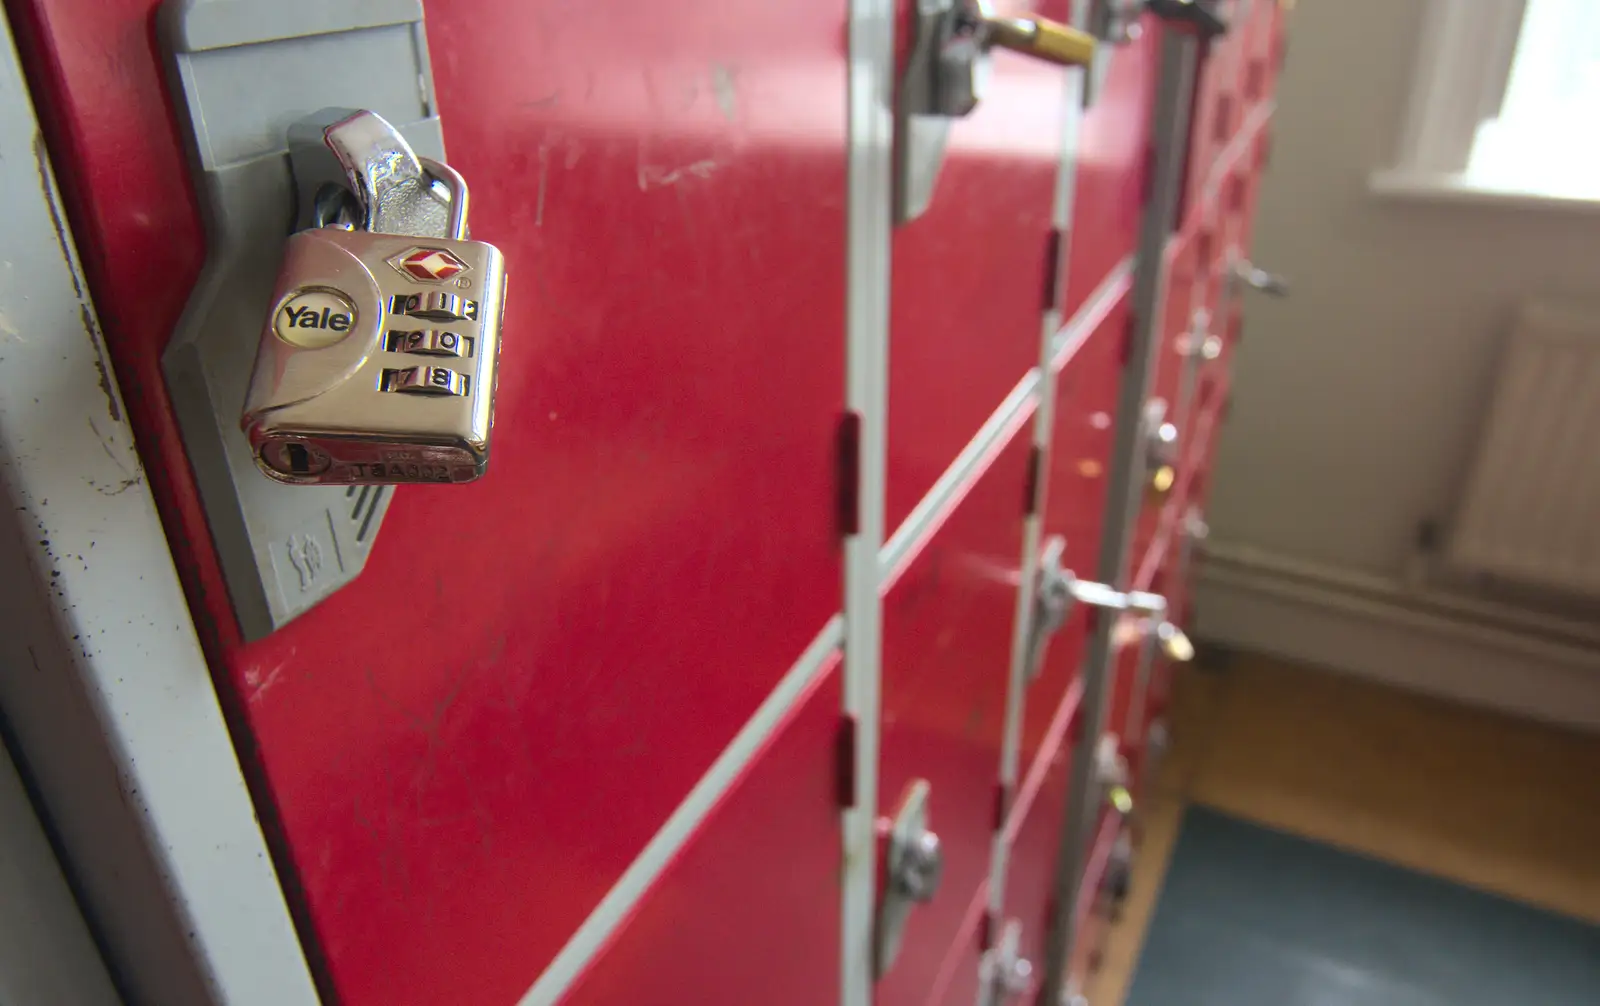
[0, 9, 320, 1005]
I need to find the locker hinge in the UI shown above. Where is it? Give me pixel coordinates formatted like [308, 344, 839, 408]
[1213, 93, 1235, 143]
[836, 411, 862, 538]
[1118, 312, 1137, 366]
[1023, 445, 1045, 517]
[1041, 227, 1065, 311]
[835, 714, 858, 808]
[1226, 173, 1247, 211]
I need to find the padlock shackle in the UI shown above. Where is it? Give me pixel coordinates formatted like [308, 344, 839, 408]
[419, 157, 469, 241]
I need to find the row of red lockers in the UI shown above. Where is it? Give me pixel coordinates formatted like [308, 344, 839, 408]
[11, 0, 1283, 1002]
[566, 6, 1286, 1003]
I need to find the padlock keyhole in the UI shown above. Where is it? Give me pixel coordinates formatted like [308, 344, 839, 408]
[286, 443, 312, 475]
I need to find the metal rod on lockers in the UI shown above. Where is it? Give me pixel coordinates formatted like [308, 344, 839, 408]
[1034, 18, 1201, 1006]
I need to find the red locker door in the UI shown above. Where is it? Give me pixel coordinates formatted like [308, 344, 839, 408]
[886, 0, 1072, 530]
[998, 732, 1072, 1004]
[564, 664, 844, 1005]
[1197, 125, 1281, 442]
[1239, 0, 1287, 118]
[998, 707, 1127, 1006]
[11, 1, 849, 1002]
[878, 429, 1033, 1004]
[1026, 292, 1127, 774]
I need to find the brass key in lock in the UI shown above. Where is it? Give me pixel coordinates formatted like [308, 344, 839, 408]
[243, 112, 506, 486]
[973, 6, 1097, 68]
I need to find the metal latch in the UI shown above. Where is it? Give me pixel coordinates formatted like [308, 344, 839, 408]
[1153, 618, 1196, 663]
[876, 780, 944, 977]
[895, 0, 1099, 223]
[1176, 308, 1223, 361]
[979, 918, 1034, 1004]
[1023, 535, 1171, 682]
[1230, 254, 1290, 297]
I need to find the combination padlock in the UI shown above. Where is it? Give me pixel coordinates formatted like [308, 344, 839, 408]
[242, 111, 506, 485]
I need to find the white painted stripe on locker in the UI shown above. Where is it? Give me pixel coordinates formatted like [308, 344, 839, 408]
[880, 254, 1136, 586]
[840, 0, 895, 993]
[517, 615, 845, 1005]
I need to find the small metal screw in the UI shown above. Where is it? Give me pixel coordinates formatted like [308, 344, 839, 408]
[1002, 955, 1034, 994]
[897, 829, 944, 902]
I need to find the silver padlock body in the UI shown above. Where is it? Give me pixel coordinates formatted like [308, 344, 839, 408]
[242, 227, 506, 485]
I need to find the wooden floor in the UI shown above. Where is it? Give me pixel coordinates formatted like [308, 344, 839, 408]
[1085, 652, 1600, 1006]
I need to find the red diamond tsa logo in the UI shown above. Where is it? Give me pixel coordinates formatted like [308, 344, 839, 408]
[389, 247, 470, 283]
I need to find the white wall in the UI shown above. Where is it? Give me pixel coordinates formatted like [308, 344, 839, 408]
[1196, 0, 1600, 728]
[1208, 0, 1600, 575]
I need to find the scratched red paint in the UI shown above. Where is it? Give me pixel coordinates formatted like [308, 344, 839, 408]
[564, 662, 842, 1004]
[10, 0, 1282, 997]
[13, 0, 845, 1001]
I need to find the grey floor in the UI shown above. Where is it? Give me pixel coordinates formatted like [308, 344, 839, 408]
[1126, 807, 1600, 1006]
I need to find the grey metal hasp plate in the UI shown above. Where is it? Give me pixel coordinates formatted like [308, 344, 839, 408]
[159, 0, 443, 639]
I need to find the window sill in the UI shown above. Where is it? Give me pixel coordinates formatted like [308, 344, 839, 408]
[1368, 169, 1600, 214]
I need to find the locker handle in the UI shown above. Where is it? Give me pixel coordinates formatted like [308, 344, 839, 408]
[1232, 258, 1290, 297]
[1024, 535, 1174, 682]
[876, 781, 941, 977]
[980, 919, 1035, 1000]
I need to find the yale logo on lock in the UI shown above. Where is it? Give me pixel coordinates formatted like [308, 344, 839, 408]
[273, 289, 358, 348]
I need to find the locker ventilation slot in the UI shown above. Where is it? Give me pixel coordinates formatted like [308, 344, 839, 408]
[352, 486, 388, 544]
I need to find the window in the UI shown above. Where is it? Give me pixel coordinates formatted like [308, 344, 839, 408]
[1469, 0, 1600, 199]
[1373, 0, 1600, 206]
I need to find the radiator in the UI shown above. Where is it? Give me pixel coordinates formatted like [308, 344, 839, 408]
[1447, 301, 1600, 599]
